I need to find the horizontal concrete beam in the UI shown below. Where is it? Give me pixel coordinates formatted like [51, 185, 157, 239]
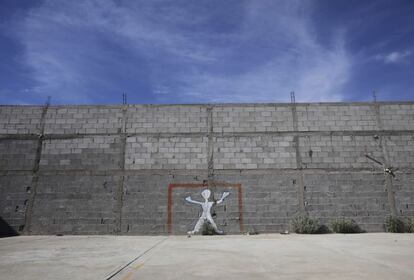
[2, 130, 414, 140]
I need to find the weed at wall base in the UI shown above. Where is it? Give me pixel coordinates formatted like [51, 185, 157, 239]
[331, 219, 363, 233]
[406, 218, 414, 233]
[385, 216, 405, 233]
[290, 214, 319, 234]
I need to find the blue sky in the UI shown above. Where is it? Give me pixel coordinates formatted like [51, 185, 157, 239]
[0, 0, 413, 105]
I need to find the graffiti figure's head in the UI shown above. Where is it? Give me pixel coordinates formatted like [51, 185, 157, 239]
[201, 189, 211, 201]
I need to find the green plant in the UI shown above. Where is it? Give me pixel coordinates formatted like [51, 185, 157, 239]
[331, 218, 362, 233]
[405, 218, 414, 233]
[290, 214, 319, 234]
[385, 216, 405, 233]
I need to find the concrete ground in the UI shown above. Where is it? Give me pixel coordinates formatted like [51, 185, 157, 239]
[0, 234, 413, 280]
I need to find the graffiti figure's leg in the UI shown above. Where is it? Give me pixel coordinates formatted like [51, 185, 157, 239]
[188, 217, 204, 235]
[207, 217, 223, 234]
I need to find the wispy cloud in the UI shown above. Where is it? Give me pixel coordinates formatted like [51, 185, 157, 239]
[171, 1, 351, 102]
[14, 0, 352, 104]
[374, 50, 412, 64]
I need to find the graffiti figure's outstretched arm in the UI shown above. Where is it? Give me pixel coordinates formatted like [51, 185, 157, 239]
[185, 196, 202, 205]
[216, 192, 230, 204]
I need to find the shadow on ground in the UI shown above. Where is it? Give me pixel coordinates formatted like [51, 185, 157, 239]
[0, 217, 18, 238]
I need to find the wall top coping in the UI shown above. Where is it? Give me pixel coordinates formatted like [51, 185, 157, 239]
[1, 101, 414, 109]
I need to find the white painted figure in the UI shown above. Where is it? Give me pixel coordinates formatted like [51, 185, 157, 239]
[185, 189, 230, 235]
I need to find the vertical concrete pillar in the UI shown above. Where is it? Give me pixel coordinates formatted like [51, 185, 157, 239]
[207, 106, 214, 186]
[373, 102, 397, 217]
[24, 101, 49, 234]
[115, 105, 128, 234]
[291, 102, 305, 214]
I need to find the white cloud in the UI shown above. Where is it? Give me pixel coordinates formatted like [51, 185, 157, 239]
[374, 50, 412, 64]
[16, 0, 352, 103]
[173, 1, 351, 102]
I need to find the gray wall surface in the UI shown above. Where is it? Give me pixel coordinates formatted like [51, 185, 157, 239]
[0, 102, 413, 235]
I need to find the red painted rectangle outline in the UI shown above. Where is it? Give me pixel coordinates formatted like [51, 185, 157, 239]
[167, 183, 243, 234]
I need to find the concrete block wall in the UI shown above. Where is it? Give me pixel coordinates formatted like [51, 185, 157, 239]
[0, 106, 43, 134]
[0, 140, 38, 170]
[0, 175, 32, 232]
[213, 135, 296, 169]
[44, 106, 123, 134]
[0, 102, 413, 235]
[214, 172, 299, 233]
[394, 173, 414, 218]
[380, 104, 414, 130]
[303, 172, 389, 232]
[40, 136, 123, 170]
[126, 105, 207, 133]
[299, 135, 383, 169]
[385, 135, 414, 168]
[213, 105, 293, 132]
[296, 104, 377, 131]
[30, 174, 119, 234]
[125, 136, 208, 170]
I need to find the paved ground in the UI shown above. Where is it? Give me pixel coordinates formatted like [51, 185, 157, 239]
[0, 233, 413, 280]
